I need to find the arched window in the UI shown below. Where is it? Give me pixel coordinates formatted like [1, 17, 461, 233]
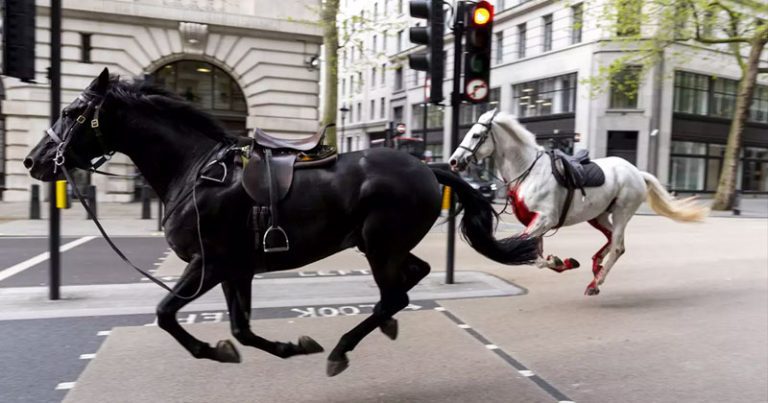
[153, 61, 247, 136]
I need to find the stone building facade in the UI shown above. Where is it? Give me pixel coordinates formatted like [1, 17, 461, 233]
[1, 0, 322, 202]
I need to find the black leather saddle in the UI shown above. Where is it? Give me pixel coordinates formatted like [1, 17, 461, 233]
[547, 149, 606, 228]
[241, 124, 337, 253]
[549, 149, 605, 191]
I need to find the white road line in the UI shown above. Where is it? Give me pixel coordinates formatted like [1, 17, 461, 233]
[458, 324, 471, 329]
[485, 344, 499, 350]
[79, 353, 96, 360]
[55, 382, 76, 390]
[97, 330, 111, 336]
[433, 306, 446, 311]
[0, 236, 96, 282]
[519, 370, 535, 377]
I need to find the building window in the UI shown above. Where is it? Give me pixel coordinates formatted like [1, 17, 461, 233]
[571, 4, 583, 44]
[517, 23, 527, 59]
[373, 2, 378, 20]
[495, 31, 504, 64]
[395, 67, 403, 90]
[80, 33, 92, 63]
[609, 66, 641, 109]
[341, 78, 346, 96]
[380, 97, 386, 118]
[397, 30, 404, 52]
[542, 15, 553, 52]
[711, 78, 738, 118]
[381, 63, 386, 86]
[350, 75, 355, 95]
[512, 73, 577, 118]
[674, 71, 768, 123]
[393, 105, 404, 122]
[617, 0, 642, 36]
[372, 34, 378, 54]
[751, 85, 768, 123]
[370, 100, 375, 120]
[382, 30, 388, 54]
[371, 67, 377, 84]
[398, 0, 404, 14]
[670, 141, 768, 193]
[413, 70, 420, 86]
[412, 104, 445, 130]
[357, 72, 363, 92]
[356, 102, 362, 121]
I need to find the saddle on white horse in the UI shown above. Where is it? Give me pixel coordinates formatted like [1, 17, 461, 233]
[546, 149, 606, 228]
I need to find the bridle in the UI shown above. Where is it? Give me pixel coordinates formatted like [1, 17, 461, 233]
[458, 109, 500, 165]
[43, 89, 206, 300]
[48, 92, 115, 175]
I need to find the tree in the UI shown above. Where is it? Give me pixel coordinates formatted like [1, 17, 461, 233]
[320, 0, 340, 147]
[590, 0, 768, 210]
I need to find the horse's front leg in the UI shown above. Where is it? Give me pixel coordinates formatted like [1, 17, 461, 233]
[155, 257, 239, 362]
[222, 277, 324, 359]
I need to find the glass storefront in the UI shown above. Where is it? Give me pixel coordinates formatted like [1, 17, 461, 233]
[670, 141, 768, 193]
[674, 71, 768, 123]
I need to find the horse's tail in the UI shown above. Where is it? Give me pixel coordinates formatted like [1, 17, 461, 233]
[431, 167, 538, 265]
[640, 172, 709, 222]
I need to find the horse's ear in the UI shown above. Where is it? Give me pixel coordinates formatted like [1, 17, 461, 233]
[91, 67, 110, 94]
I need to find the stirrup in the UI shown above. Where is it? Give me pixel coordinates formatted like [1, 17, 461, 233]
[263, 226, 289, 253]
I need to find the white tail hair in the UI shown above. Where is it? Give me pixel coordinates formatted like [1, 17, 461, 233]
[640, 172, 709, 222]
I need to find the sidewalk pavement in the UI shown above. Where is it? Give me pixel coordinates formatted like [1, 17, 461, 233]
[0, 196, 765, 237]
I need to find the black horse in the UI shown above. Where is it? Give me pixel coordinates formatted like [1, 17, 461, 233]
[25, 68, 537, 376]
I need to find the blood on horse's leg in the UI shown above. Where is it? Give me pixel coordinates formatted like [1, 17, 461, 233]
[586, 214, 613, 295]
[222, 279, 324, 359]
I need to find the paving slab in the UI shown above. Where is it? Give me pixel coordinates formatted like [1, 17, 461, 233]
[64, 311, 556, 403]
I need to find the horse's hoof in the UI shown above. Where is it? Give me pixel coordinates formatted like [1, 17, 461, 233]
[326, 356, 350, 377]
[565, 258, 580, 269]
[380, 318, 398, 340]
[298, 336, 324, 355]
[215, 340, 242, 363]
[584, 286, 600, 296]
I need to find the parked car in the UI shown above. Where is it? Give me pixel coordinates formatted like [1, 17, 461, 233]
[461, 172, 499, 202]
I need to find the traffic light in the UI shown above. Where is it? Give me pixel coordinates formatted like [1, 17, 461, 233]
[408, 0, 444, 104]
[2, 0, 36, 82]
[464, 1, 494, 103]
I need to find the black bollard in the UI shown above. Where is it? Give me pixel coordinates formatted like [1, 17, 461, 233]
[157, 198, 163, 232]
[85, 185, 97, 219]
[141, 186, 151, 219]
[30, 184, 41, 219]
[732, 190, 741, 216]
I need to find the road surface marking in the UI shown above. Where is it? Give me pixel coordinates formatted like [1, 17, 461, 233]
[79, 353, 96, 360]
[55, 382, 75, 390]
[97, 330, 111, 336]
[458, 324, 471, 329]
[485, 344, 499, 350]
[0, 236, 96, 282]
[519, 370, 535, 377]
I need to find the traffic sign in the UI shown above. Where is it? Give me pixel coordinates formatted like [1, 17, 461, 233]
[465, 79, 489, 102]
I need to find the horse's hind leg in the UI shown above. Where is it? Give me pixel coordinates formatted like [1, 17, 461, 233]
[586, 203, 638, 295]
[585, 213, 613, 295]
[378, 253, 431, 340]
[222, 277, 324, 358]
[155, 257, 238, 362]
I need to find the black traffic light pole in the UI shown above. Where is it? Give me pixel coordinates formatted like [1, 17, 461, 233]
[445, 1, 467, 285]
[49, 0, 62, 300]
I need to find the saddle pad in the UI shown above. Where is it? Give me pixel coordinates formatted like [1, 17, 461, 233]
[241, 152, 297, 205]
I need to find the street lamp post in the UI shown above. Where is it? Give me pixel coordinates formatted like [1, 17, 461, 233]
[339, 104, 350, 152]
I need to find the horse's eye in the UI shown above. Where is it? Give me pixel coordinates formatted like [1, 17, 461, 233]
[472, 134, 481, 139]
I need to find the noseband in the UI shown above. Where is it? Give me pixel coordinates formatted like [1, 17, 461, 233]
[458, 109, 500, 165]
[47, 92, 114, 173]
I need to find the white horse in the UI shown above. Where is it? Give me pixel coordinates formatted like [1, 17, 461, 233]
[449, 110, 708, 295]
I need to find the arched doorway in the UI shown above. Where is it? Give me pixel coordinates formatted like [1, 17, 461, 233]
[152, 60, 247, 136]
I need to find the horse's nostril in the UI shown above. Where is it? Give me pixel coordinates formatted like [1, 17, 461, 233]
[23, 157, 35, 169]
[449, 159, 457, 166]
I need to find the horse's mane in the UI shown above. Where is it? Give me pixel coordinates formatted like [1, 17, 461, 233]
[495, 112, 542, 149]
[106, 76, 238, 143]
